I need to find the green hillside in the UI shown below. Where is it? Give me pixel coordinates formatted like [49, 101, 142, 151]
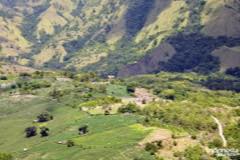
[0, 71, 240, 159]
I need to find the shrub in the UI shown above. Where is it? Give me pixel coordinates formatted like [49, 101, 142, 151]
[184, 145, 206, 160]
[202, 76, 240, 92]
[67, 140, 75, 147]
[25, 126, 37, 138]
[49, 89, 63, 100]
[191, 135, 197, 140]
[79, 125, 89, 135]
[145, 140, 163, 155]
[208, 138, 223, 148]
[0, 76, 7, 80]
[127, 85, 135, 93]
[19, 72, 31, 77]
[33, 71, 44, 78]
[161, 89, 176, 100]
[17, 80, 51, 91]
[104, 110, 110, 115]
[40, 127, 50, 137]
[145, 143, 158, 155]
[173, 141, 178, 146]
[118, 103, 140, 114]
[225, 67, 240, 78]
[37, 112, 53, 122]
[0, 153, 13, 160]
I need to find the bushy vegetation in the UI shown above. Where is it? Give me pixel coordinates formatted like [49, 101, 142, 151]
[40, 127, 50, 137]
[208, 138, 223, 148]
[0, 153, 13, 160]
[203, 75, 240, 92]
[17, 79, 51, 91]
[66, 140, 75, 147]
[183, 145, 207, 160]
[225, 67, 240, 78]
[79, 125, 89, 135]
[225, 121, 240, 150]
[25, 126, 37, 138]
[0, 75, 7, 80]
[118, 103, 140, 114]
[142, 102, 216, 131]
[37, 112, 53, 122]
[125, 0, 155, 37]
[145, 141, 163, 155]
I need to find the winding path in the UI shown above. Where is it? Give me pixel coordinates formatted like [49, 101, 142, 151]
[211, 116, 227, 147]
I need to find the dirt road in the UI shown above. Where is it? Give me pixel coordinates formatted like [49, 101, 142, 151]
[211, 116, 227, 147]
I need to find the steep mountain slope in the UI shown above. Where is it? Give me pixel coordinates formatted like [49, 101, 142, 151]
[0, 0, 240, 75]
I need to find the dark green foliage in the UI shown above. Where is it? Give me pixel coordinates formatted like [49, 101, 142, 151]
[40, 127, 50, 137]
[0, 76, 7, 80]
[37, 112, 53, 122]
[191, 135, 197, 140]
[127, 33, 240, 75]
[79, 125, 89, 135]
[25, 126, 37, 138]
[145, 141, 163, 155]
[163, 34, 240, 74]
[226, 67, 240, 78]
[0, 153, 13, 160]
[127, 84, 136, 93]
[19, 72, 31, 77]
[104, 110, 110, 115]
[203, 76, 240, 92]
[17, 79, 51, 91]
[118, 103, 140, 114]
[32, 71, 44, 78]
[125, 0, 155, 37]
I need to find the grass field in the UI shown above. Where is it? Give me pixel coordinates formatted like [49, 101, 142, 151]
[106, 84, 129, 97]
[0, 96, 153, 160]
